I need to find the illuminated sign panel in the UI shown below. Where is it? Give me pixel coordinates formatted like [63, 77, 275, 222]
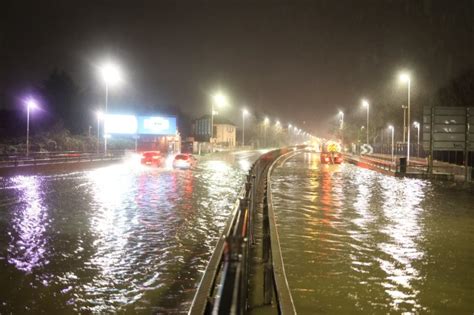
[137, 116, 177, 135]
[104, 114, 137, 134]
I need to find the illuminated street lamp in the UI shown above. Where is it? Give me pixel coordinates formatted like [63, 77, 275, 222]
[288, 123, 293, 144]
[413, 121, 420, 157]
[263, 117, 270, 147]
[339, 110, 344, 148]
[399, 72, 411, 164]
[388, 125, 395, 163]
[211, 91, 228, 140]
[96, 111, 104, 154]
[242, 108, 249, 146]
[25, 99, 38, 157]
[99, 61, 123, 155]
[358, 126, 365, 153]
[362, 99, 370, 144]
[402, 104, 408, 143]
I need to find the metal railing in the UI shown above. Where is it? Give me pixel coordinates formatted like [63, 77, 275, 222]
[360, 153, 468, 176]
[189, 147, 299, 315]
[0, 151, 126, 168]
[261, 152, 297, 314]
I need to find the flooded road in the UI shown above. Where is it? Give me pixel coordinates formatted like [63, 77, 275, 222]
[0, 150, 262, 313]
[271, 152, 474, 314]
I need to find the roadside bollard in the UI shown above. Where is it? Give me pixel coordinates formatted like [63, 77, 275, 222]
[399, 157, 407, 174]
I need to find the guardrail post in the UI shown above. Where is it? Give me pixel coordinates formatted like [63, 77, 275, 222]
[250, 175, 257, 245]
[240, 238, 249, 313]
[262, 195, 270, 263]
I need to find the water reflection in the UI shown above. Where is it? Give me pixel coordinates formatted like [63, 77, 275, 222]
[0, 150, 261, 313]
[378, 177, 426, 312]
[7, 176, 49, 273]
[271, 152, 474, 314]
[83, 166, 143, 311]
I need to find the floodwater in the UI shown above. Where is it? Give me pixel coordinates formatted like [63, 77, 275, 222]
[0, 150, 262, 313]
[271, 152, 474, 314]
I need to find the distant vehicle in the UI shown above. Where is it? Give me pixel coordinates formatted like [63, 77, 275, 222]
[173, 154, 197, 169]
[140, 151, 163, 166]
[320, 152, 343, 164]
[320, 141, 343, 164]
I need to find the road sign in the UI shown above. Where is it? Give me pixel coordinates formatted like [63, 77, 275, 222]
[360, 144, 373, 155]
[423, 106, 473, 152]
[423, 106, 473, 181]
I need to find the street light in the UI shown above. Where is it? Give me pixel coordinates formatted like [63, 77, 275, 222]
[263, 117, 270, 147]
[357, 126, 365, 154]
[402, 104, 408, 143]
[362, 99, 370, 144]
[25, 99, 38, 157]
[399, 72, 411, 164]
[242, 108, 249, 146]
[99, 61, 123, 155]
[339, 110, 344, 148]
[388, 125, 395, 163]
[413, 121, 420, 157]
[211, 91, 228, 140]
[96, 111, 104, 154]
[288, 123, 292, 145]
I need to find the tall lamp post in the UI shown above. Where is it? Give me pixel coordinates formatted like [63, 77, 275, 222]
[96, 111, 103, 154]
[211, 91, 228, 142]
[413, 121, 420, 157]
[362, 99, 370, 144]
[288, 123, 292, 145]
[275, 120, 281, 144]
[242, 108, 249, 146]
[99, 62, 122, 155]
[26, 99, 38, 157]
[357, 126, 365, 154]
[338, 111, 344, 130]
[264, 117, 269, 147]
[339, 110, 344, 147]
[388, 125, 394, 163]
[402, 104, 408, 143]
[399, 73, 411, 164]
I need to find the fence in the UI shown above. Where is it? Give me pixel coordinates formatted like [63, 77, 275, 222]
[0, 150, 126, 168]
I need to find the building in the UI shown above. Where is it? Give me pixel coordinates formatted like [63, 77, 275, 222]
[193, 115, 236, 147]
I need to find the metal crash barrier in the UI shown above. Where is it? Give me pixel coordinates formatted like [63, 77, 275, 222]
[189, 147, 299, 315]
[0, 151, 126, 168]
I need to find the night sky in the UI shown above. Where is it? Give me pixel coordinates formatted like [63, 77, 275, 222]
[1, 0, 473, 135]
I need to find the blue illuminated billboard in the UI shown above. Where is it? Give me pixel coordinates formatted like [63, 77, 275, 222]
[104, 114, 138, 135]
[137, 116, 177, 135]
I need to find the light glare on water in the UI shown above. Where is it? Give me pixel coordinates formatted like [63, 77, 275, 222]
[0, 151, 260, 313]
[271, 152, 474, 314]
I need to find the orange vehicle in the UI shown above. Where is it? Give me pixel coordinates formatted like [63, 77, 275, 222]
[320, 141, 343, 164]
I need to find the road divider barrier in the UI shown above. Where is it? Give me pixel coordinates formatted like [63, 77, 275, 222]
[189, 147, 300, 315]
